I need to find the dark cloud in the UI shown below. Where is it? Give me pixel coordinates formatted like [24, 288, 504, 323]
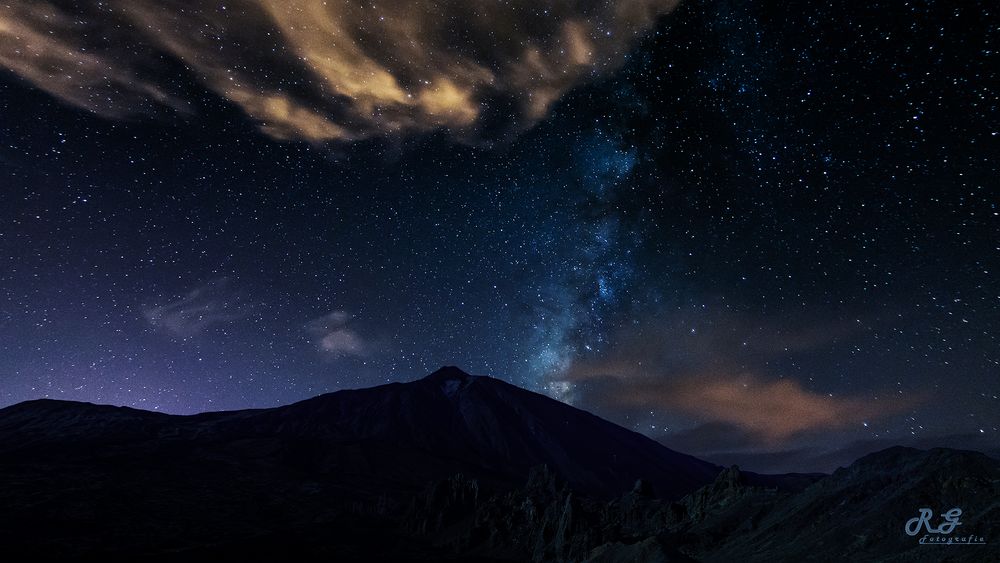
[658, 421, 760, 455]
[0, 0, 678, 142]
[144, 278, 253, 338]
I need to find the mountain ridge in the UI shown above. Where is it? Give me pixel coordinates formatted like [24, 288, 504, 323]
[0, 366, 732, 499]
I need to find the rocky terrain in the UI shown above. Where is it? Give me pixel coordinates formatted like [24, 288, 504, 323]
[404, 448, 999, 562]
[0, 367, 995, 561]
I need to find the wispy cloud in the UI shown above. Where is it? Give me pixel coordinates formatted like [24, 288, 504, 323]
[305, 311, 371, 358]
[0, 0, 679, 142]
[0, 3, 187, 118]
[144, 278, 252, 338]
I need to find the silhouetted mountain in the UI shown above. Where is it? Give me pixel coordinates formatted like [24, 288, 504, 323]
[0, 367, 723, 499]
[0, 368, 995, 561]
[231, 366, 727, 499]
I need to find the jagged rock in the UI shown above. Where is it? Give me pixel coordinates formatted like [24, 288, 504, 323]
[682, 465, 755, 521]
[586, 536, 686, 563]
[404, 473, 480, 537]
[527, 463, 567, 499]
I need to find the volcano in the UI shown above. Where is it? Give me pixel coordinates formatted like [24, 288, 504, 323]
[0, 367, 994, 561]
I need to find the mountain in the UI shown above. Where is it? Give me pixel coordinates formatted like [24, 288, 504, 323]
[0, 367, 994, 561]
[0, 367, 725, 499]
[0, 367, 725, 559]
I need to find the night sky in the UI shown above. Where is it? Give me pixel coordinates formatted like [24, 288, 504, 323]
[1, 0, 997, 472]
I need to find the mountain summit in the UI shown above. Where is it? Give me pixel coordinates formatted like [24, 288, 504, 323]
[423, 365, 473, 382]
[195, 365, 725, 498]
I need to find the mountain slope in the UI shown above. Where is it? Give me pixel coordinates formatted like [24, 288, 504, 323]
[243, 366, 724, 498]
[705, 446, 1000, 562]
[0, 367, 723, 499]
[0, 367, 734, 559]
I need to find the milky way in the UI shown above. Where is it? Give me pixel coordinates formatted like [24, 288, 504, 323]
[0, 0, 997, 473]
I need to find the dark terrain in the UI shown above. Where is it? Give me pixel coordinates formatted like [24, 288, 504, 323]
[0, 367, 995, 561]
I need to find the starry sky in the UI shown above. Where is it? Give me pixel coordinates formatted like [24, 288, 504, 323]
[1, 0, 997, 472]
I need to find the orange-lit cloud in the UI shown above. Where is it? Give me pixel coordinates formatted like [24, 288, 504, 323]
[603, 372, 915, 446]
[0, 3, 187, 118]
[0, 0, 679, 142]
[545, 307, 922, 448]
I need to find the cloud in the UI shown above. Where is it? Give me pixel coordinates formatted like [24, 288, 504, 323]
[0, 3, 188, 118]
[546, 306, 864, 398]
[0, 0, 679, 142]
[546, 306, 921, 449]
[305, 311, 370, 358]
[608, 372, 912, 446]
[143, 278, 252, 338]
